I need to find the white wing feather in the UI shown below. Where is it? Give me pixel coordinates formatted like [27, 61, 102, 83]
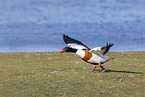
[90, 47, 102, 52]
[67, 43, 88, 50]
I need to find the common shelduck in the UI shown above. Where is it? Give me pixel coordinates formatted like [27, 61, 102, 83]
[61, 34, 114, 72]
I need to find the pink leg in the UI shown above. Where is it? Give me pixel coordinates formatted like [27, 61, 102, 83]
[92, 65, 96, 71]
[100, 65, 105, 72]
[92, 64, 101, 71]
[101, 70, 106, 72]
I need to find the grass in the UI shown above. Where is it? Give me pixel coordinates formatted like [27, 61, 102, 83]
[0, 52, 144, 97]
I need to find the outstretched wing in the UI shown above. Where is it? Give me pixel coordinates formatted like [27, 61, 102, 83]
[90, 43, 114, 55]
[63, 34, 90, 50]
[90, 50, 103, 57]
[90, 50, 114, 60]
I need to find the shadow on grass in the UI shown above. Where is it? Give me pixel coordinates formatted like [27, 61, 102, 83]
[104, 70, 143, 74]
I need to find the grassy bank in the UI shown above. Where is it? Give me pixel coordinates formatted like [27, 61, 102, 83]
[0, 52, 144, 97]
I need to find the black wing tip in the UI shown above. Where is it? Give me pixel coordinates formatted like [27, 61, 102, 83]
[106, 43, 114, 47]
[62, 34, 71, 44]
[62, 34, 69, 38]
[62, 33, 65, 37]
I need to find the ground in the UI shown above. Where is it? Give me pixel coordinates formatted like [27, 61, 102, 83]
[0, 52, 144, 97]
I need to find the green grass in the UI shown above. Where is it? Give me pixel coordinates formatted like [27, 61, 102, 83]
[0, 52, 144, 97]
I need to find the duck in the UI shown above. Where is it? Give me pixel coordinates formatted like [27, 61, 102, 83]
[61, 34, 114, 72]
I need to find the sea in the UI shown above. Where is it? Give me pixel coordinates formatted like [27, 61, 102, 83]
[0, 0, 145, 52]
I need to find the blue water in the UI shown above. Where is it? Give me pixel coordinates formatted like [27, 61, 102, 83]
[0, 0, 145, 52]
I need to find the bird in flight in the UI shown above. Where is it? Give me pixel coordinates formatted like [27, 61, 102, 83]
[61, 34, 114, 72]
